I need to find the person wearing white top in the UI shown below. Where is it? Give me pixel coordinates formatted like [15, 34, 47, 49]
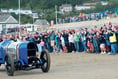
[61, 36, 65, 46]
[69, 33, 74, 43]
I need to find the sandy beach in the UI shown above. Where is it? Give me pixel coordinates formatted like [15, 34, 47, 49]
[0, 53, 118, 79]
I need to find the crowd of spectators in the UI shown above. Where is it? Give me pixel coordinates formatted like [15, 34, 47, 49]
[1, 22, 118, 55]
[57, 9, 118, 24]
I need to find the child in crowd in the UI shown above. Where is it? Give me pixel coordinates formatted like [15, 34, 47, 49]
[99, 33, 106, 54]
[40, 39, 45, 51]
[100, 43, 106, 54]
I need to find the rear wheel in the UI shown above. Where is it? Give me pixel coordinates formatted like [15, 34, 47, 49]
[4, 54, 14, 76]
[40, 50, 50, 72]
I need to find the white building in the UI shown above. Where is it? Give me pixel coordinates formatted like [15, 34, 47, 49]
[59, 4, 73, 12]
[0, 13, 18, 34]
[1, 9, 32, 15]
[75, 5, 95, 11]
[20, 19, 50, 32]
[101, 1, 108, 6]
[83, 2, 97, 6]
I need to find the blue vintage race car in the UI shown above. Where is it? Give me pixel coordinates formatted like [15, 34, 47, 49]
[0, 39, 50, 76]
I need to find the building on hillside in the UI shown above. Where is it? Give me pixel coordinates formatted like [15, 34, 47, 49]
[75, 1, 108, 11]
[34, 19, 50, 26]
[75, 5, 95, 11]
[59, 4, 73, 13]
[0, 13, 18, 34]
[83, 2, 97, 6]
[0, 9, 32, 15]
[83, 1, 108, 6]
[101, 1, 108, 6]
[33, 19, 50, 32]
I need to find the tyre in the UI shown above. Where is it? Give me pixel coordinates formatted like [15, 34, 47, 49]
[5, 54, 15, 76]
[40, 50, 50, 72]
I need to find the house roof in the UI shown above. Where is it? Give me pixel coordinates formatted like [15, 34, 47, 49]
[0, 15, 9, 22]
[0, 13, 18, 24]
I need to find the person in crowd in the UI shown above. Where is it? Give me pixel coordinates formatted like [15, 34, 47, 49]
[83, 28, 89, 52]
[92, 32, 100, 53]
[99, 32, 106, 54]
[40, 39, 45, 51]
[79, 29, 86, 52]
[74, 30, 80, 52]
[50, 31, 55, 53]
[107, 28, 118, 54]
[87, 34, 93, 53]
[54, 31, 58, 53]
[56, 33, 63, 53]
[2, 35, 7, 41]
[29, 34, 36, 42]
[68, 32, 76, 53]
[60, 32, 67, 52]
[63, 31, 69, 52]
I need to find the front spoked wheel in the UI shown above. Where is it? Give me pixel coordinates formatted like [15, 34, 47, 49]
[4, 54, 14, 76]
[40, 50, 50, 72]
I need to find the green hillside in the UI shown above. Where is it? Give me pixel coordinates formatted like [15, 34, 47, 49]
[0, 0, 118, 24]
[0, 0, 95, 9]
